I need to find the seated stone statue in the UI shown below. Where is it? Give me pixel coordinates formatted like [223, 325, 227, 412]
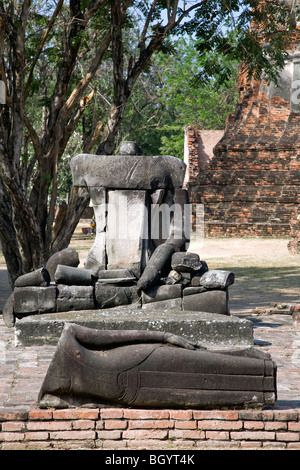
[38, 323, 277, 409]
[4, 144, 236, 325]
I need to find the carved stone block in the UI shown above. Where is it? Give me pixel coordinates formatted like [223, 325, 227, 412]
[141, 297, 182, 310]
[198, 270, 235, 289]
[84, 187, 107, 276]
[54, 265, 93, 286]
[183, 288, 229, 315]
[71, 154, 186, 190]
[2, 293, 15, 328]
[142, 284, 182, 304]
[95, 283, 140, 309]
[56, 285, 95, 312]
[171, 252, 201, 273]
[106, 190, 150, 278]
[14, 286, 57, 316]
[14, 267, 51, 287]
[45, 248, 79, 281]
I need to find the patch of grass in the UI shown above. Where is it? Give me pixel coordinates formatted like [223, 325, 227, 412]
[189, 237, 300, 309]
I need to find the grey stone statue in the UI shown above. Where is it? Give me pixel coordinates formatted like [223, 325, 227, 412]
[3, 143, 236, 326]
[38, 323, 277, 409]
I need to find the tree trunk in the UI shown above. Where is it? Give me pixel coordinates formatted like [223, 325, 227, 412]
[0, 176, 23, 286]
[50, 186, 90, 254]
[97, 2, 168, 155]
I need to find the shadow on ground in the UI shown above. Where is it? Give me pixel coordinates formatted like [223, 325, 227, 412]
[225, 266, 300, 314]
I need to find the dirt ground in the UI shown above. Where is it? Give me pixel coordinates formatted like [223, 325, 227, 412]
[189, 236, 300, 314]
[1, 233, 300, 315]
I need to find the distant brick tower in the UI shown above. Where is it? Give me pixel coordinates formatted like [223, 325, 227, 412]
[188, 2, 300, 237]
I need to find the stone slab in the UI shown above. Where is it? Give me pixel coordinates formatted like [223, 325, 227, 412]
[70, 154, 186, 189]
[106, 189, 149, 278]
[14, 306, 253, 347]
[84, 188, 107, 275]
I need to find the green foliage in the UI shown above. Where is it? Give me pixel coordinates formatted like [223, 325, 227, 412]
[117, 0, 298, 159]
[0, 0, 297, 280]
[120, 37, 238, 159]
[11, 0, 294, 167]
[180, 0, 298, 86]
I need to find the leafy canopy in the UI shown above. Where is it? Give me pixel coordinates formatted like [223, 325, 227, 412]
[175, 0, 299, 85]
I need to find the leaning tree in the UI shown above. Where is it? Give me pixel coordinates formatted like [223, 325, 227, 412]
[0, 0, 296, 285]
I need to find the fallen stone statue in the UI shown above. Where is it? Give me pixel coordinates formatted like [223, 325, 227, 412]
[38, 323, 277, 409]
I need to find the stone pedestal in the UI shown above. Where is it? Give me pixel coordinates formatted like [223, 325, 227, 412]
[84, 188, 107, 275]
[72, 152, 189, 278]
[14, 307, 254, 347]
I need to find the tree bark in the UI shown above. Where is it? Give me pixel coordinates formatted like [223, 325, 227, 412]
[50, 186, 90, 254]
[0, 176, 23, 286]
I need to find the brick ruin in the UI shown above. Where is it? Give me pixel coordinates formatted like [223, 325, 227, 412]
[183, 128, 224, 187]
[186, 29, 300, 238]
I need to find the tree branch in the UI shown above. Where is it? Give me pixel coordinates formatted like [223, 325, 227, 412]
[25, 0, 64, 99]
[170, 0, 179, 24]
[50, 186, 90, 254]
[58, 29, 112, 125]
[83, 120, 103, 153]
[138, 0, 158, 50]
[46, 1, 87, 134]
[59, 88, 96, 157]
[167, 0, 209, 32]
[83, 0, 107, 23]
[24, 114, 43, 163]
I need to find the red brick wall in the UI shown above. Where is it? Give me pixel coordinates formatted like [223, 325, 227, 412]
[189, 147, 300, 237]
[184, 127, 224, 187]
[1, 407, 300, 450]
[186, 31, 300, 237]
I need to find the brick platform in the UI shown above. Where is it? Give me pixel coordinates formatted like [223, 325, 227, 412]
[1, 407, 300, 450]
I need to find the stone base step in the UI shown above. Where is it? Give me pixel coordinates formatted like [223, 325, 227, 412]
[14, 306, 253, 348]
